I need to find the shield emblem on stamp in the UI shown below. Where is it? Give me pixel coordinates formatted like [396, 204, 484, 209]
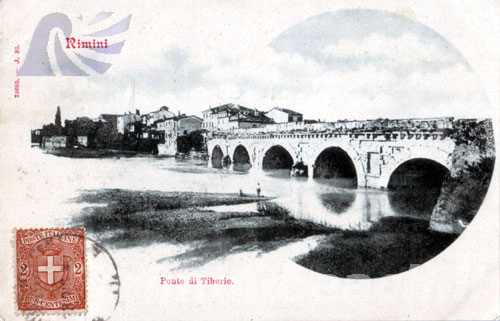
[35, 246, 69, 291]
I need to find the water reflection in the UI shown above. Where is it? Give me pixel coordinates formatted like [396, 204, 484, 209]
[182, 162, 441, 231]
[262, 169, 293, 179]
[233, 163, 252, 172]
[260, 171, 438, 231]
[274, 188, 385, 230]
[314, 177, 357, 189]
[319, 192, 356, 214]
[388, 188, 441, 218]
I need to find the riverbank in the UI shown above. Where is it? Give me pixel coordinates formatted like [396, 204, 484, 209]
[72, 189, 331, 268]
[43, 147, 210, 160]
[71, 189, 456, 277]
[45, 147, 143, 158]
[295, 216, 457, 278]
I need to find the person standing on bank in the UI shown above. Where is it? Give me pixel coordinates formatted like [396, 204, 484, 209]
[256, 183, 261, 198]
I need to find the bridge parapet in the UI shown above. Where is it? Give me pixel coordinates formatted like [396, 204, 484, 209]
[210, 130, 449, 142]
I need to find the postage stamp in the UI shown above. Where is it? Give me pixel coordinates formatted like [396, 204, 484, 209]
[16, 228, 86, 312]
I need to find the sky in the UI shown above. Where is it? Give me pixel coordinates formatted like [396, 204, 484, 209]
[3, 3, 494, 127]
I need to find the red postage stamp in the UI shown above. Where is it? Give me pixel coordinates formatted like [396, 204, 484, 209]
[16, 228, 86, 311]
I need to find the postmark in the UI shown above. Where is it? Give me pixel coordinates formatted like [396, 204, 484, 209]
[16, 228, 86, 312]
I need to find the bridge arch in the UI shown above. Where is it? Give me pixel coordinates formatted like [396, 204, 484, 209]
[385, 157, 450, 216]
[211, 145, 224, 169]
[379, 147, 451, 189]
[308, 142, 365, 188]
[233, 144, 252, 171]
[262, 145, 294, 170]
[312, 146, 359, 187]
[386, 158, 450, 190]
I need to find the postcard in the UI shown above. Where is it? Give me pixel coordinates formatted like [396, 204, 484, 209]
[0, 1, 498, 320]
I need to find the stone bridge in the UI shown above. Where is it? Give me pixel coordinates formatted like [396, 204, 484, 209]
[207, 130, 455, 189]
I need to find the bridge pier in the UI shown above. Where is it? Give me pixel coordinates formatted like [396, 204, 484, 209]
[249, 164, 264, 176]
[307, 164, 314, 182]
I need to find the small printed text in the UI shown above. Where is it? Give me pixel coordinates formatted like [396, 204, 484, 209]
[160, 276, 234, 286]
[14, 44, 20, 98]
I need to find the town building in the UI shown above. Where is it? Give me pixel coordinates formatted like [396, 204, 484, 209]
[31, 129, 42, 146]
[156, 115, 203, 156]
[141, 106, 176, 127]
[265, 107, 303, 123]
[41, 136, 67, 149]
[117, 111, 142, 134]
[201, 103, 274, 131]
[77, 136, 89, 147]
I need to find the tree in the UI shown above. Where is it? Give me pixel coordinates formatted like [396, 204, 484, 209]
[188, 130, 206, 152]
[95, 122, 121, 148]
[176, 135, 191, 154]
[40, 123, 59, 137]
[65, 117, 98, 147]
[55, 106, 62, 128]
[176, 130, 207, 154]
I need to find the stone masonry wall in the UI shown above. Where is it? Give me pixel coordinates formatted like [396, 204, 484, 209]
[430, 119, 495, 233]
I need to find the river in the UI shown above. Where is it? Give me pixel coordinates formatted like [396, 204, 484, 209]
[21, 148, 440, 230]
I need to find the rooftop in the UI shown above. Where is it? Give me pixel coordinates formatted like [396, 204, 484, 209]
[267, 107, 303, 116]
[203, 103, 259, 114]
